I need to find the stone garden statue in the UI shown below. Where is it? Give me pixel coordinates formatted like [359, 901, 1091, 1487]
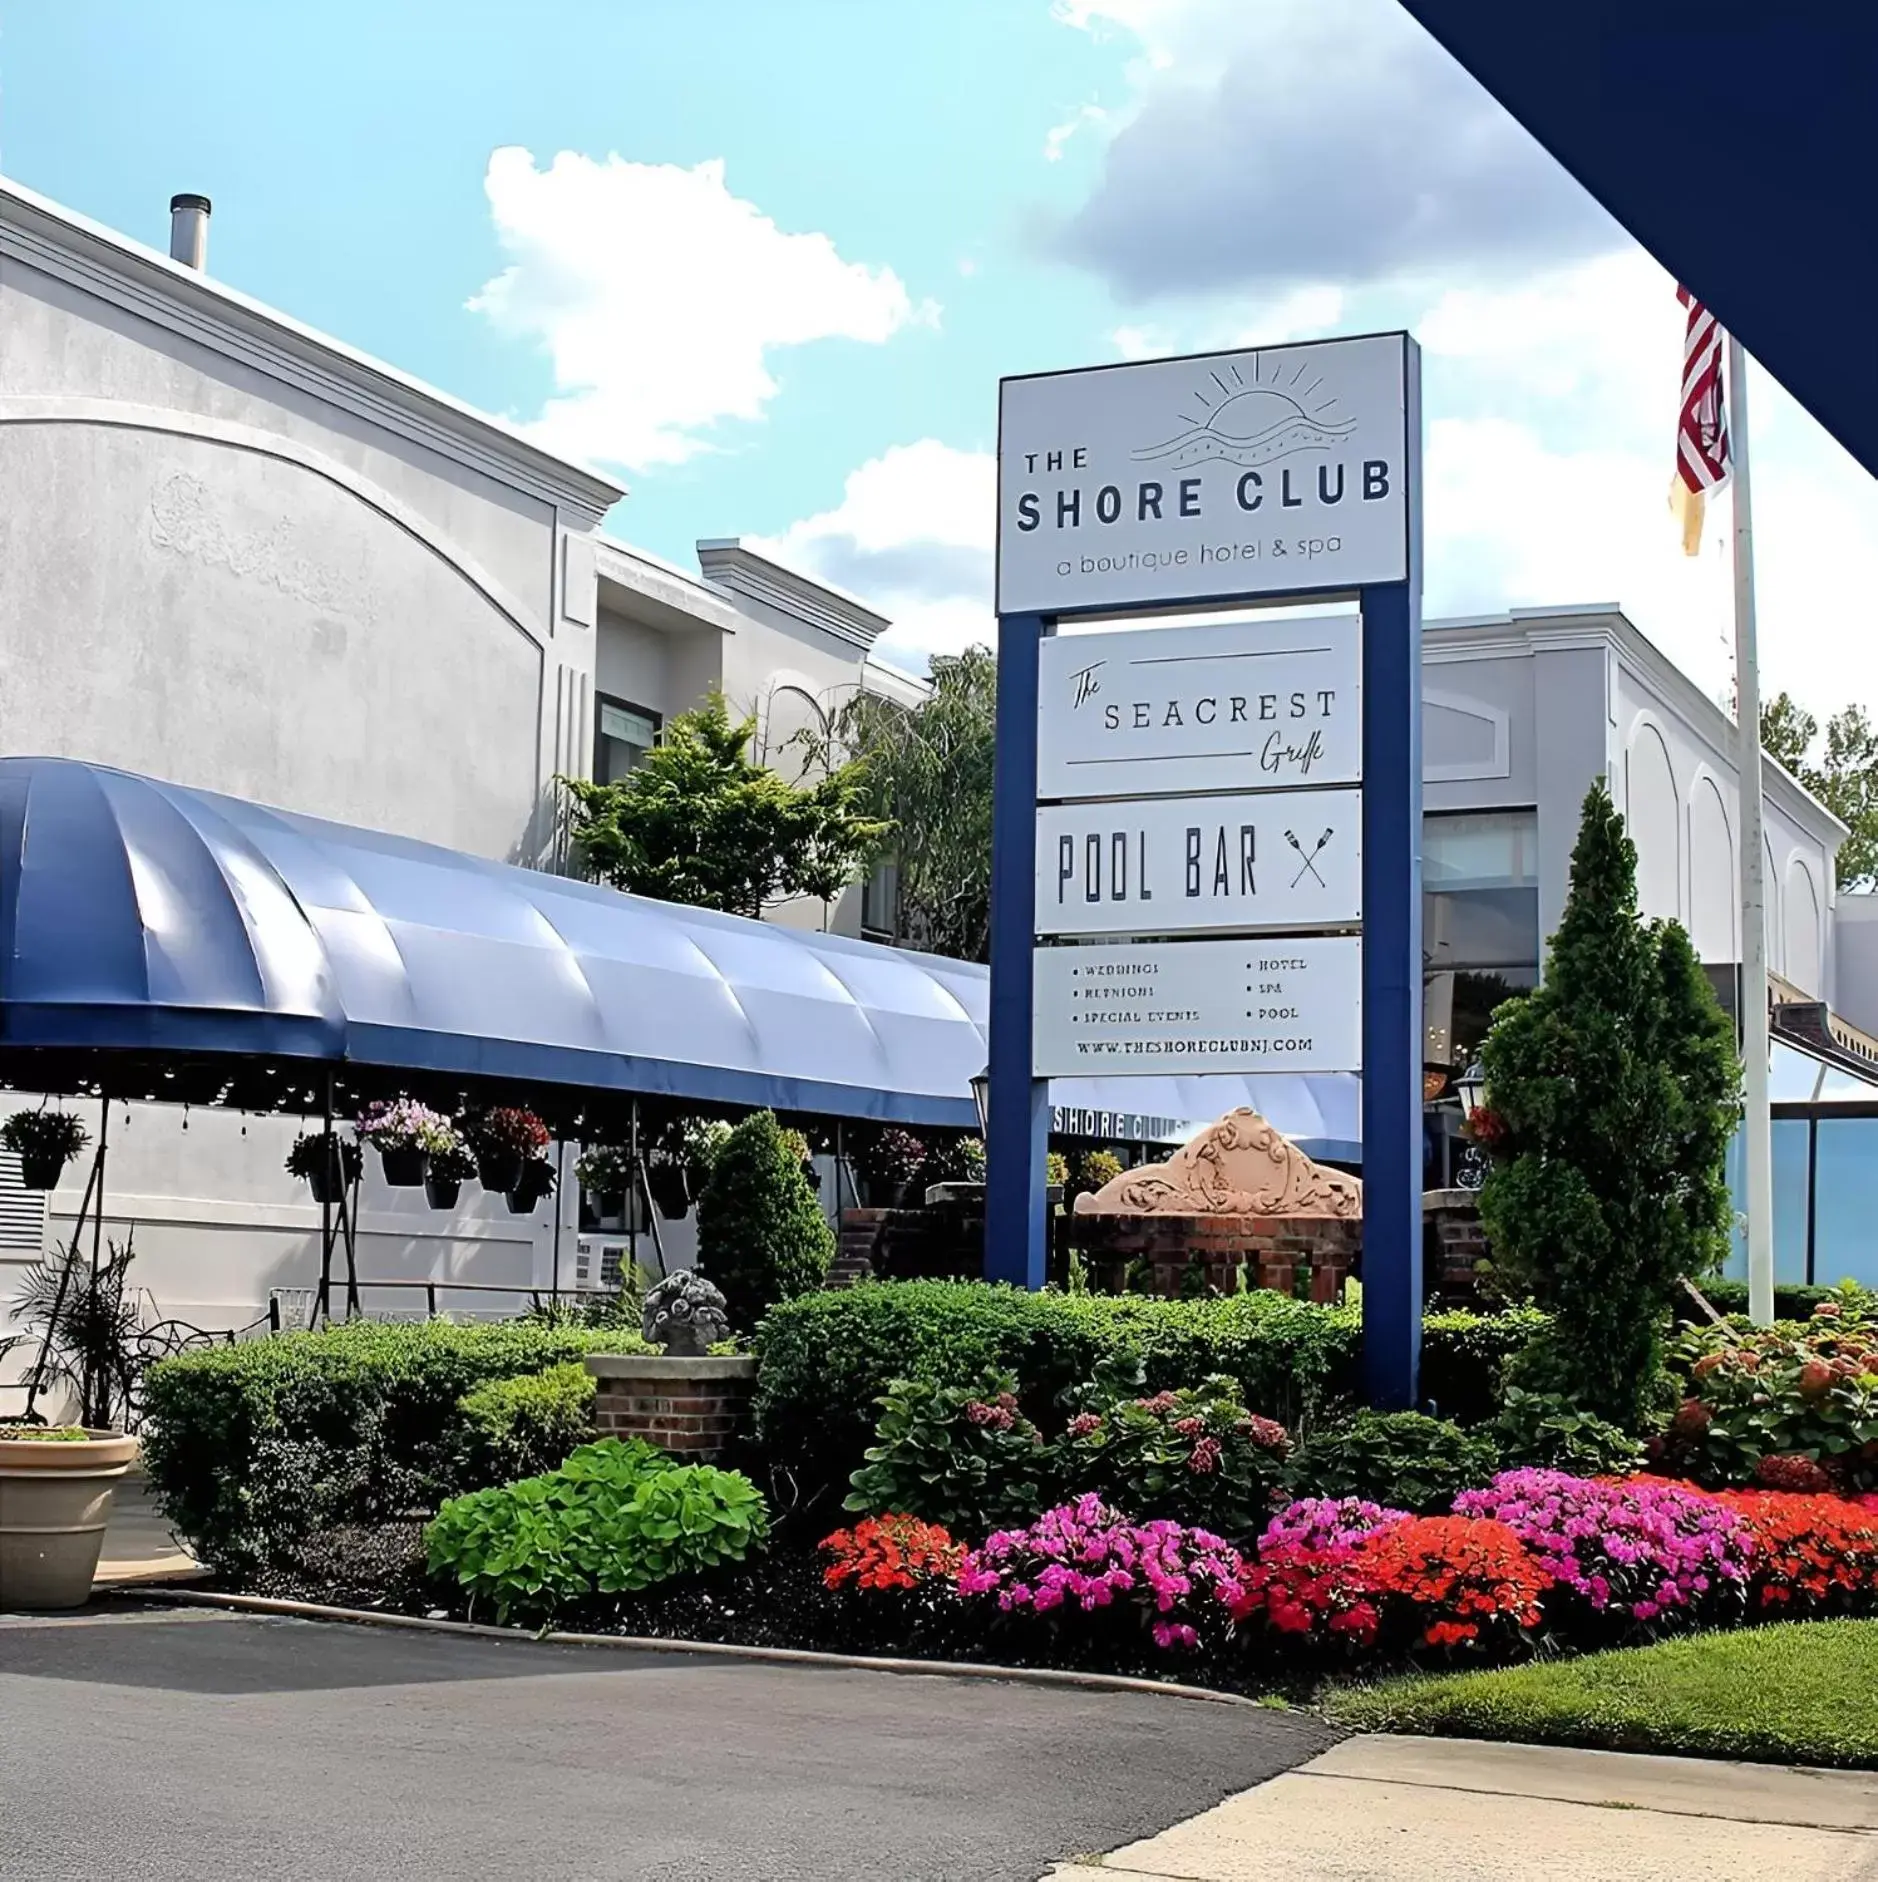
[641, 1269, 730, 1357]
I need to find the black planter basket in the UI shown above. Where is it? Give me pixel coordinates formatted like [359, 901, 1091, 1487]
[505, 1163, 554, 1214]
[476, 1148, 523, 1194]
[16, 1149, 69, 1192]
[378, 1144, 429, 1189]
[423, 1171, 463, 1210]
[304, 1159, 347, 1206]
[647, 1163, 691, 1219]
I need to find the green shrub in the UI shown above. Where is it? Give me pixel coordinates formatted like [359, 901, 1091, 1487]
[1659, 1295, 1878, 1490]
[456, 1363, 596, 1488]
[753, 1280, 1537, 1514]
[1488, 1386, 1644, 1477]
[1058, 1364, 1291, 1541]
[1477, 781, 1741, 1430]
[696, 1110, 833, 1331]
[1420, 1306, 1551, 1425]
[424, 1437, 768, 1622]
[845, 1370, 1048, 1534]
[141, 1319, 652, 1576]
[1680, 1281, 1874, 1325]
[1291, 1409, 1501, 1514]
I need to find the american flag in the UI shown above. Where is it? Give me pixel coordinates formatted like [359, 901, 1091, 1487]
[1671, 286, 1731, 555]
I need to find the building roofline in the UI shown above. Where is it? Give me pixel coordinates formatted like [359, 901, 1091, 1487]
[695, 539, 892, 650]
[0, 173, 626, 526]
[1425, 604, 1850, 844]
[594, 532, 743, 636]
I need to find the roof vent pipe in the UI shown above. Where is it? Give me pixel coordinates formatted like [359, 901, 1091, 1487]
[168, 193, 211, 270]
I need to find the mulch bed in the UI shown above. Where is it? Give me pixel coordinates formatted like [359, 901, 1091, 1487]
[235, 1519, 1293, 1697]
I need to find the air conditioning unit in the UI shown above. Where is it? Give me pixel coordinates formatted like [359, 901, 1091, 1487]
[572, 1240, 630, 1291]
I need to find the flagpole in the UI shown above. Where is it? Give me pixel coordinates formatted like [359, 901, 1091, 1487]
[1728, 331, 1775, 1327]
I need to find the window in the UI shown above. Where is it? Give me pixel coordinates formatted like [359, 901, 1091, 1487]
[594, 697, 659, 785]
[1423, 810, 1540, 1068]
[861, 858, 899, 941]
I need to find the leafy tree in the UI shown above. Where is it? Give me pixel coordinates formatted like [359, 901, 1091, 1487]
[560, 694, 886, 918]
[822, 647, 997, 961]
[1761, 691, 1878, 890]
[695, 1110, 833, 1332]
[1476, 780, 1741, 1430]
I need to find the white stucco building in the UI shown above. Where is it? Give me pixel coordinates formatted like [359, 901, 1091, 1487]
[0, 179, 923, 1362]
[2, 175, 1871, 1369]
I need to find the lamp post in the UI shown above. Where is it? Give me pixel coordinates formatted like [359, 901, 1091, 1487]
[1455, 1062, 1487, 1118]
[970, 1067, 991, 1140]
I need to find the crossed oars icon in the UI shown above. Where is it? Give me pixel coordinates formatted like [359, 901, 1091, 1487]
[1286, 827, 1334, 889]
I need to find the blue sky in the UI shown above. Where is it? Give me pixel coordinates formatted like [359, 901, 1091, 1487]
[6, 0, 1877, 707]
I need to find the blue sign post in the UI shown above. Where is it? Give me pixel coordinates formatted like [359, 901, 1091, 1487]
[986, 333, 1425, 1410]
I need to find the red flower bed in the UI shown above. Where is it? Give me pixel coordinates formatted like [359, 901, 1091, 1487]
[820, 1514, 962, 1593]
[1709, 1489, 1878, 1614]
[1359, 1514, 1552, 1649]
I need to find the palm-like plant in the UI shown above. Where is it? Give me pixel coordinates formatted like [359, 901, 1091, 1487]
[0, 1239, 146, 1429]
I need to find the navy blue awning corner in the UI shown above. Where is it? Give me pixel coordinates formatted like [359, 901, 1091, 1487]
[1395, 3, 1878, 481]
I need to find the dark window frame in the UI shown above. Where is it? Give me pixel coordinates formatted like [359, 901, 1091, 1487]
[593, 693, 662, 785]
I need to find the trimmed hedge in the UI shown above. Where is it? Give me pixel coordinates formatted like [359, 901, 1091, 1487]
[1682, 1280, 1873, 1324]
[456, 1362, 596, 1489]
[752, 1282, 1546, 1514]
[141, 1320, 650, 1575]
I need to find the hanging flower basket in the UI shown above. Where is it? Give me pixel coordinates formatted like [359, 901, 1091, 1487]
[505, 1158, 556, 1215]
[424, 1142, 477, 1211]
[1, 1109, 89, 1192]
[467, 1106, 550, 1193]
[647, 1162, 692, 1218]
[284, 1130, 362, 1205]
[358, 1098, 460, 1189]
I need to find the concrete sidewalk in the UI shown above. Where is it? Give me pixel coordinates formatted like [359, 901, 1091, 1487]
[91, 1470, 206, 1589]
[1048, 1734, 1878, 1881]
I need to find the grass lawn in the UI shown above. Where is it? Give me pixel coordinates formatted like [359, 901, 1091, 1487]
[1327, 1620, 1878, 1768]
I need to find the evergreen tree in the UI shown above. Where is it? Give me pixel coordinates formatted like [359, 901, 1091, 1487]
[695, 1110, 834, 1332]
[1476, 780, 1741, 1429]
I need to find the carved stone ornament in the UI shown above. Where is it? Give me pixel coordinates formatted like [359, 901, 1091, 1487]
[641, 1269, 731, 1356]
[1072, 1108, 1363, 1219]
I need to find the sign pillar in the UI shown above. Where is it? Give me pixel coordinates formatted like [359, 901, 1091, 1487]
[991, 332, 1422, 1402]
[985, 608, 1050, 1289]
[1358, 582, 1423, 1407]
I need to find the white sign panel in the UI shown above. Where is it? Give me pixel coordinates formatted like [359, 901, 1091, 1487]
[1033, 936, 1362, 1077]
[998, 333, 1413, 615]
[1036, 789, 1360, 937]
[1038, 615, 1361, 800]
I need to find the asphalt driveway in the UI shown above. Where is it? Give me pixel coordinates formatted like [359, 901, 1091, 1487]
[0, 1606, 1336, 1882]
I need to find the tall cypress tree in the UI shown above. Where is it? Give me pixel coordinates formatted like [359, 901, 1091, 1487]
[1477, 780, 1741, 1428]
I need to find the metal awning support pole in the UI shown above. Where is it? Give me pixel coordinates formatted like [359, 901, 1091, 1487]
[628, 1100, 640, 1275]
[314, 1074, 335, 1327]
[21, 1109, 106, 1424]
[551, 1137, 565, 1305]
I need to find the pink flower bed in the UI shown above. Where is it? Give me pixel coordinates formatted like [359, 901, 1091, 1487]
[1453, 1470, 1753, 1625]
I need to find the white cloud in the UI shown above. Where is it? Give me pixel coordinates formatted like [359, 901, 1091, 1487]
[751, 440, 997, 666]
[469, 147, 930, 470]
[761, 246, 1878, 707]
[1049, 0, 1615, 299]
[1044, 102, 1111, 163]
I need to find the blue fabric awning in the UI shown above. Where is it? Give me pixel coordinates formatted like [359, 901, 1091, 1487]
[1394, 4, 1878, 480]
[0, 757, 1361, 1148]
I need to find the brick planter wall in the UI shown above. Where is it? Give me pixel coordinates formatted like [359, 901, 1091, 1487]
[1065, 1192, 1492, 1302]
[583, 1354, 757, 1461]
[835, 1207, 982, 1285]
[1068, 1213, 1361, 1301]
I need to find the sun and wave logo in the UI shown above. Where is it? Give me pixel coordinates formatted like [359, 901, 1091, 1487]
[1132, 359, 1357, 470]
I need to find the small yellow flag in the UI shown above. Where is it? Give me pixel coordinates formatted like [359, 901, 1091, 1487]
[1669, 474, 1706, 557]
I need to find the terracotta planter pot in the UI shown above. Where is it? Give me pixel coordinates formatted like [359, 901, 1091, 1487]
[0, 1430, 137, 1610]
[378, 1144, 428, 1189]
